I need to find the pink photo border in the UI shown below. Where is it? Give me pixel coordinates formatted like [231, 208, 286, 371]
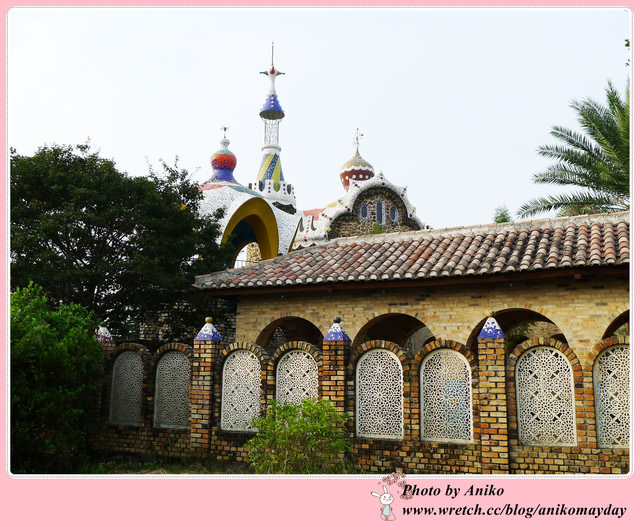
[1, 1, 636, 525]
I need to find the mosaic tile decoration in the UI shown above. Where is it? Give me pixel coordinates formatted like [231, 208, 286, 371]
[478, 317, 505, 339]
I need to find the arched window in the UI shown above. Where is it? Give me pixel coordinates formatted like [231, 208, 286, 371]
[154, 351, 190, 429]
[276, 350, 318, 404]
[515, 346, 576, 446]
[594, 344, 630, 448]
[221, 350, 261, 431]
[356, 349, 403, 439]
[360, 203, 371, 220]
[420, 349, 472, 443]
[109, 351, 143, 426]
[375, 200, 386, 225]
[390, 205, 400, 223]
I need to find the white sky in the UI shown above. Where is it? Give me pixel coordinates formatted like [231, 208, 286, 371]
[7, 7, 631, 229]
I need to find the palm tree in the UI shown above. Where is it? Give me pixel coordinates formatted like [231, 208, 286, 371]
[518, 81, 629, 218]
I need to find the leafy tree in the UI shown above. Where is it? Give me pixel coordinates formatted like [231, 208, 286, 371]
[518, 81, 629, 218]
[246, 399, 353, 474]
[10, 144, 231, 340]
[11, 283, 104, 473]
[493, 206, 512, 223]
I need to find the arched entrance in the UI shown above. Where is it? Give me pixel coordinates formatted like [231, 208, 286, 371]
[256, 316, 324, 352]
[352, 313, 434, 353]
[223, 197, 279, 266]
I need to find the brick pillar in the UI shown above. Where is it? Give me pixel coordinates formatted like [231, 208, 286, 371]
[190, 317, 223, 457]
[321, 317, 351, 413]
[96, 326, 116, 422]
[477, 317, 510, 474]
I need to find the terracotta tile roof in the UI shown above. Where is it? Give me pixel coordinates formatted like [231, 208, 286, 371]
[194, 212, 630, 292]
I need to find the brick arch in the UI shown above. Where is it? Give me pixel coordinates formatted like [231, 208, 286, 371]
[256, 316, 324, 350]
[268, 341, 322, 403]
[347, 340, 410, 441]
[601, 310, 630, 339]
[351, 313, 433, 355]
[409, 340, 479, 443]
[105, 343, 154, 426]
[507, 338, 585, 450]
[155, 342, 193, 362]
[583, 335, 631, 449]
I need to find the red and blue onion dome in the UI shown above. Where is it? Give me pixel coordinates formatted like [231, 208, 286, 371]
[207, 137, 239, 184]
[340, 148, 374, 191]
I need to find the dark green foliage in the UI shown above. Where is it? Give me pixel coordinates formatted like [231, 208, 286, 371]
[372, 221, 385, 234]
[519, 81, 629, 218]
[11, 283, 104, 473]
[246, 399, 353, 474]
[10, 144, 232, 340]
[493, 206, 512, 223]
[505, 322, 534, 350]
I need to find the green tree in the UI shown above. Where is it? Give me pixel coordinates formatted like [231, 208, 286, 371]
[246, 399, 353, 474]
[518, 81, 629, 218]
[493, 205, 512, 223]
[10, 144, 231, 340]
[11, 283, 104, 473]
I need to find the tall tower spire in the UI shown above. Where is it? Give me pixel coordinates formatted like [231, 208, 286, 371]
[250, 44, 296, 213]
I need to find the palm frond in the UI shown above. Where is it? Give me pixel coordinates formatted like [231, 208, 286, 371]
[519, 80, 630, 219]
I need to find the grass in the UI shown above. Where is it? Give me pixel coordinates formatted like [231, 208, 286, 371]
[81, 454, 254, 475]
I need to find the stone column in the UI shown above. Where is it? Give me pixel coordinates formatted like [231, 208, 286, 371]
[190, 317, 223, 457]
[321, 317, 351, 413]
[477, 317, 510, 474]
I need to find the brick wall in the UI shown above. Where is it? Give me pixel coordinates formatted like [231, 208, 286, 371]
[93, 272, 629, 474]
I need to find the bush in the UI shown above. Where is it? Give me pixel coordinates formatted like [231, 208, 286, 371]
[246, 399, 352, 474]
[10, 283, 104, 473]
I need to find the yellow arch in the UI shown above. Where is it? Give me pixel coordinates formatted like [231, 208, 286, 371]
[222, 198, 279, 261]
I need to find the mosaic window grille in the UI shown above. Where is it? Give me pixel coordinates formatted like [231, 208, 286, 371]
[420, 349, 472, 443]
[154, 351, 190, 429]
[594, 344, 630, 448]
[515, 346, 576, 446]
[356, 349, 403, 439]
[221, 350, 262, 431]
[276, 350, 318, 404]
[109, 351, 143, 426]
[360, 203, 371, 220]
[375, 200, 386, 225]
[390, 205, 400, 223]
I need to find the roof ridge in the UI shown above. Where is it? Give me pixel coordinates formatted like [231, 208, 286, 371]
[327, 211, 630, 247]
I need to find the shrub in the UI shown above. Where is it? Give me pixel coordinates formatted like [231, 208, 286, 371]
[10, 283, 104, 473]
[246, 398, 352, 474]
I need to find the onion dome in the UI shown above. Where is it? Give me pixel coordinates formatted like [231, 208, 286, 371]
[339, 147, 374, 191]
[207, 137, 239, 184]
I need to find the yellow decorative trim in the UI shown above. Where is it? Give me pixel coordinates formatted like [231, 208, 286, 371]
[222, 198, 279, 261]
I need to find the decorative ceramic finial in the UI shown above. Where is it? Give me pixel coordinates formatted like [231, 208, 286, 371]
[324, 317, 351, 342]
[353, 128, 364, 152]
[195, 317, 223, 341]
[96, 325, 115, 344]
[478, 317, 505, 339]
[260, 42, 285, 95]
